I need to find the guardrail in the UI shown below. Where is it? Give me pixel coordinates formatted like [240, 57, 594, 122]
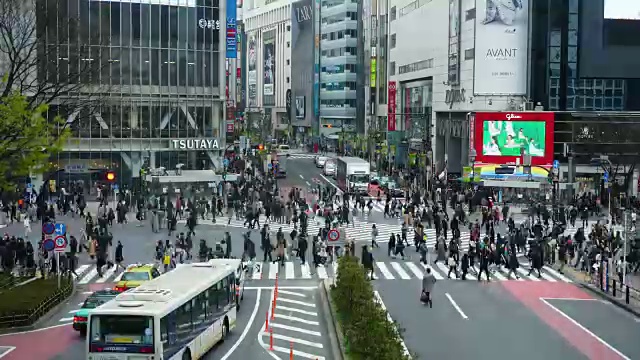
[0, 281, 73, 329]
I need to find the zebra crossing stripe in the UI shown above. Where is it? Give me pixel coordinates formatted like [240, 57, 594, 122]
[376, 263, 395, 279]
[391, 262, 410, 279]
[285, 262, 295, 279]
[300, 263, 312, 279]
[421, 263, 444, 280]
[317, 266, 328, 279]
[491, 269, 508, 281]
[269, 264, 279, 279]
[96, 266, 116, 284]
[544, 266, 572, 283]
[78, 268, 98, 285]
[75, 265, 90, 276]
[405, 262, 424, 278]
[517, 267, 540, 281]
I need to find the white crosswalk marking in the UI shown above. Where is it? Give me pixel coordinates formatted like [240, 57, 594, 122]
[253, 263, 263, 279]
[74, 265, 90, 277]
[420, 263, 444, 280]
[96, 266, 116, 284]
[269, 264, 279, 279]
[300, 263, 311, 279]
[544, 266, 572, 283]
[517, 267, 539, 281]
[285, 262, 295, 279]
[316, 266, 328, 279]
[435, 262, 450, 276]
[405, 262, 424, 278]
[391, 262, 410, 279]
[78, 268, 98, 284]
[376, 262, 395, 279]
[491, 269, 507, 281]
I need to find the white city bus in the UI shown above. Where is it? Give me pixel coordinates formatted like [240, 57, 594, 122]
[86, 259, 244, 360]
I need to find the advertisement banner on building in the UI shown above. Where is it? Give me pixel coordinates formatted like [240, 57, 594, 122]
[370, 58, 376, 87]
[473, 111, 554, 166]
[295, 96, 306, 118]
[387, 81, 397, 131]
[473, 0, 529, 95]
[226, 0, 237, 58]
[263, 36, 275, 96]
[248, 34, 257, 102]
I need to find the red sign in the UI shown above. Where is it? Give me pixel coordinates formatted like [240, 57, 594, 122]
[226, 122, 234, 133]
[473, 112, 555, 166]
[328, 229, 340, 242]
[387, 81, 397, 131]
[226, 106, 236, 121]
[468, 113, 475, 152]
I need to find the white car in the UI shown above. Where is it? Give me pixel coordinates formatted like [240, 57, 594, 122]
[315, 155, 328, 168]
[323, 161, 336, 176]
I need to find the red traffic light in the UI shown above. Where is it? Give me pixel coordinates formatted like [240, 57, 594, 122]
[106, 171, 116, 182]
[258, 144, 264, 151]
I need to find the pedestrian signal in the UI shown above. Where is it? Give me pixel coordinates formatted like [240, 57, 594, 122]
[106, 171, 116, 182]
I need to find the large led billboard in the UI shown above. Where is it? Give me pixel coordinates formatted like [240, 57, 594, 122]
[472, 112, 554, 166]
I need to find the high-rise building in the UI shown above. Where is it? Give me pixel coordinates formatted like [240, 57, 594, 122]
[39, 0, 227, 190]
[318, 0, 365, 137]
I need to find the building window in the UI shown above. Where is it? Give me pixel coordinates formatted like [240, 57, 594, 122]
[287, 41, 290, 47]
[390, 6, 397, 21]
[464, 48, 475, 60]
[287, 25, 290, 31]
[390, 34, 396, 49]
[286, 77, 290, 83]
[398, 58, 434, 75]
[390, 61, 396, 76]
[465, 8, 476, 21]
[286, 59, 290, 65]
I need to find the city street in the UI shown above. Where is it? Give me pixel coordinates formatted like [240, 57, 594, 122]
[375, 279, 640, 360]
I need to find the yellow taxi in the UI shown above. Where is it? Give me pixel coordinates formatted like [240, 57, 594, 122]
[113, 264, 161, 292]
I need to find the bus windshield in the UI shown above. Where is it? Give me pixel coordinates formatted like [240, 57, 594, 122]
[89, 315, 154, 351]
[349, 174, 370, 183]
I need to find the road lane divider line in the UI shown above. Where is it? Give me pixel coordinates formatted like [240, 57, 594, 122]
[0, 346, 15, 359]
[306, 181, 311, 186]
[274, 314, 319, 325]
[269, 322, 322, 336]
[221, 288, 262, 360]
[59, 317, 74, 322]
[445, 293, 469, 320]
[245, 286, 317, 290]
[373, 290, 412, 359]
[276, 305, 317, 316]
[277, 297, 316, 308]
[540, 298, 631, 360]
[391, 262, 411, 279]
[277, 289, 307, 297]
[318, 173, 341, 193]
[81, 291, 93, 295]
[269, 345, 325, 360]
[257, 290, 281, 360]
[270, 333, 324, 348]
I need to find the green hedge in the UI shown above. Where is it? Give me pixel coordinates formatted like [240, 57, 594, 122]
[0, 277, 73, 328]
[331, 256, 410, 360]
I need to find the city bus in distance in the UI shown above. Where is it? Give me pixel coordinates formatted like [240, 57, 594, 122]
[86, 259, 243, 360]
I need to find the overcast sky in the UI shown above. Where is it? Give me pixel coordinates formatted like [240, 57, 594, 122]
[605, 0, 640, 19]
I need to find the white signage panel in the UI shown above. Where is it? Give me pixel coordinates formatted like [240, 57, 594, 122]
[90, 0, 197, 6]
[473, 0, 529, 95]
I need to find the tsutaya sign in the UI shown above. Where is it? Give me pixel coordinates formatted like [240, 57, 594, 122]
[171, 139, 220, 150]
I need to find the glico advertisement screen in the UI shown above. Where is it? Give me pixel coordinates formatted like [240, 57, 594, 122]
[472, 112, 554, 166]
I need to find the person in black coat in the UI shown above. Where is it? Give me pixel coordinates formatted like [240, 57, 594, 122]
[298, 236, 308, 265]
[361, 245, 375, 280]
[506, 246, 520, 279]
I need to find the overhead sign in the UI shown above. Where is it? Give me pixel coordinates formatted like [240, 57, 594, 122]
[553, 160, 559, 169]
[226, 0, 237, 58]
[171, 139, 220, 150]
[54, 223, 66, 236]
[42, 222, 55, 235]
[473, 0, 529, 95]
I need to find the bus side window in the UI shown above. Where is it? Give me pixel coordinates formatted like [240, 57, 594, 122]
[160, 317, 169, 347]
[218, 277, 230, 308]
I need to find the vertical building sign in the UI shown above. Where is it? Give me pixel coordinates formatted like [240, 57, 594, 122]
[468, 112, 475, 153]
[226, 0, 237, 59]
[474, 0, 529, 94]
[263, 30, 276, 105]
[247, 34, 257, 106]
[313, 0, 320, 119]
[448, 0, 461, 85]
[387, 81, 397, 131]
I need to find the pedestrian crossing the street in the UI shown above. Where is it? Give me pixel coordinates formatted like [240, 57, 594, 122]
[242, 258, 573, 283]
[203, 215, 471, 246]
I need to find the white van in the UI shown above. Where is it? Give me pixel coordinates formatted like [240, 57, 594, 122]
[277, 144, 290, 154]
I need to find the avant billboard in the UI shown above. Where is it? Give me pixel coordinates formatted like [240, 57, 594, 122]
[473, 0, 529, 95]
[247, 33, 257, 104]
[473, 112, 554, 166]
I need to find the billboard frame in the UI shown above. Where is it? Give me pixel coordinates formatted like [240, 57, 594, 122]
[473, 111, 554, 166]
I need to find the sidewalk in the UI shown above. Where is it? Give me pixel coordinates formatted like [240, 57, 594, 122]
[556, 263, 640, 317]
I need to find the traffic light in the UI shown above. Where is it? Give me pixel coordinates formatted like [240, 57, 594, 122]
[106, 171, 116, 182]
[258, 144, 264, 151]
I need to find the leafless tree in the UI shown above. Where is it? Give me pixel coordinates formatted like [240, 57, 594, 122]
[0, 0, 106, 121]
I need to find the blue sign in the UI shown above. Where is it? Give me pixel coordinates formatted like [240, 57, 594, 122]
[26, 183, 32, 189]
[603, 171, 609, 182]
[223, 158, 230, 167]
[553, 160, 559, 169]
[113, 184, 119, 191]
[42, 222, 55, 235]
[54, 223, 66, 236]
[226, 0, 237, 59]
[43, 239, 54, 252]
[267, 163, 272, 169]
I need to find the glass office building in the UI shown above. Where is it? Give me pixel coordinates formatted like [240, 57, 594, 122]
[318, 0, 363, 133]
[40, 0, 226, 189]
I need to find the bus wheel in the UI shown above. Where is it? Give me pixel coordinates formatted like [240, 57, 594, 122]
[182, 349, 192, 360]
